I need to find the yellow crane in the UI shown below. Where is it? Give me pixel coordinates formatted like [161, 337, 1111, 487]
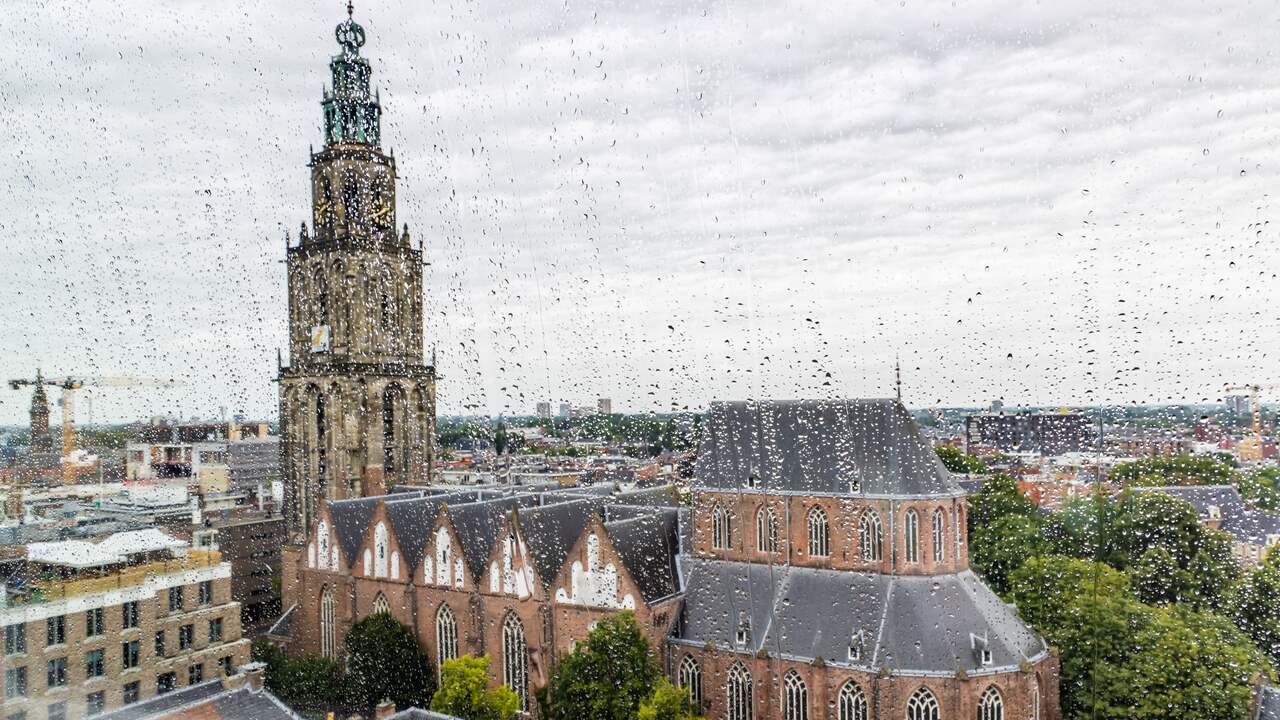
[1225, 383, 1280, 462]
[8, 374, 183, 482]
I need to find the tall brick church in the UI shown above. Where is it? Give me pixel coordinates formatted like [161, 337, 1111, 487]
[278, 5, 436, 544]
[276, 10, 1060, 720]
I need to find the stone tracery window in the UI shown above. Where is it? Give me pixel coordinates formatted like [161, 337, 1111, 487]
[860, 509, 883, 562]
[319, 587, 336, 659]
[904, 508, 920, 564]
[906, 686, 939, 720]
[712, 505, 732, 550]
[756, 506, 778, 553]
[678, 654, 702, 706]
[807, 506, 829, 557]
[933, 508, 946, 563]
[436, 603, 458, 664]
[372, 592, 390, 615]
[726, 661, 753, 720]
[979, 685, 1003, 720]
[838, 681, 867, 720]
[782, 670, 808, 720]
[502, 612, 528, 711]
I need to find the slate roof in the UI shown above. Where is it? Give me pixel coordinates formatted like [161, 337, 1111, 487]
[449, 496, 527, 578]
[675, 558, 1046, 674]
[696, 399, 962, 497]
[1140, 485, 1247, 520]
[516, 498, 604, 588]
[385, 495, 450, 571]
[329, 496, 380, 567]
[95, 680, 302, 720]
[1222, 511, 1280, 545]
[605, 508, 681, 603]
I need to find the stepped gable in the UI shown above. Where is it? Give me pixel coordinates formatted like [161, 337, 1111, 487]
[679, 558, 1046, 673]
[515, 498, 605, 589]
[696, 398, 962, 497]
[605, 508, 682, 603]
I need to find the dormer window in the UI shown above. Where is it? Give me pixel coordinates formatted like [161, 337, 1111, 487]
[1208, 505, 1221, 520]
[848, 478, 861, 493]
[747, 471, 759, 489]
[848, 630, 864, 661]
[971, 632, 992, 666]
[735, 613, 751, 647]
[1268, 534, 1280, 546]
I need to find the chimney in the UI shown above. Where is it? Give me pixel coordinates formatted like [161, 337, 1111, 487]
[240, 661, 267, 692]
[374, 700, 396, 720]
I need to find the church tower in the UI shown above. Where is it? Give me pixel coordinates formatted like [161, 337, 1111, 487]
[279, 6, 436, 542]
[29, 370, 52, 453]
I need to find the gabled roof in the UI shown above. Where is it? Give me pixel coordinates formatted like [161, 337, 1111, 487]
[695, 399, 961, 497]
[96, 678, 302, 720]
[1139, 485, 1247, 520]
[676, 558, 1046, 673]
[516, 498, 604, 589]
[1257, 686, 1280, 720]
[384, 495, 449, 571]
[329, 496, 380, 567]
[448, 496, 527, 578]
[605, 508, 681, 603]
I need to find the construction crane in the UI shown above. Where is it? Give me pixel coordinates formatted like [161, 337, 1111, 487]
[1224, 383, 1280, 462]
[8, 374, 184, 482]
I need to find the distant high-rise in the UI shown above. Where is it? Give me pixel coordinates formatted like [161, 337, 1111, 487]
[597, 398, 612, 415]
[558, 402, 571, 419]
[29, 370, 52, 452]
[536, 401, 552, 419]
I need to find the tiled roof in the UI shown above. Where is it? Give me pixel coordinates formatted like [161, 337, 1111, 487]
[96, 680, 302, 720]
[695, 399, 962, 497]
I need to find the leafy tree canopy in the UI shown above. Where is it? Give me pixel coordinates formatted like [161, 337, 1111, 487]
[1109, 454, 1236, 487]
[934, 445, 988, 474]
[430, 655, 519, 720]
[638, 677, 701, 720]
[345, 612, 436, 714]
[546, 612, 659, 720]
[251, 637, 343, 712]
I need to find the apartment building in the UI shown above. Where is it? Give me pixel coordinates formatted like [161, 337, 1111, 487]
[1, 529, 251, 720]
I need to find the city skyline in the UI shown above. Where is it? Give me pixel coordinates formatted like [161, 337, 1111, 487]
[4, 0, 1280, 424]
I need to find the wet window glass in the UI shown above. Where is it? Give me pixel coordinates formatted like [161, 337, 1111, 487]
[2, 3, 1277, 720]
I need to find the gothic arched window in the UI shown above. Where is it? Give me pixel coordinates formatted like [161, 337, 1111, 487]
[678, 655, 702, 707]
[374, 522, 389, 578]
[979, 686, 1003, 720]
[838, 681, 867, 720]
[860, 510, 883, 562]
[315, 393, 327, 480]
[436, 604, 458, 664]
[933, 508, 946, 563]
[319, 587, 336, 659]
[756, 506, 778, 553]
[807, 507, 829, 557]
[372, 592, 390, 616]
[712, 505, 732, 550]
[502, 613, 528, 711]
[726, 662, 753, 720]
[904, 509, 919, 564]
[906, 686, 939, 720]
[782, 670, 808, 720]
[383, 385, 397, 473]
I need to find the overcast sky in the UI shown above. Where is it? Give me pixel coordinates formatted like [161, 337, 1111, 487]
[2, 0, 1280, 424]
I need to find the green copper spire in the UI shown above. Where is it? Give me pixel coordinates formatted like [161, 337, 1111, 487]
[322, 3, 381, 146]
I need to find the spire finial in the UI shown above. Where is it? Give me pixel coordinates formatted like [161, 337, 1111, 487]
[895, 355, 902, 402]
[347, 0, 354, 18]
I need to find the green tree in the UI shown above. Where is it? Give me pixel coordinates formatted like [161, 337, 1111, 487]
[1231, 546, 1280, 665]
[970, 514, 1050, 594]
[1007, 556, 1271, 720]
[934, 445, 988, 474]
[344, 612, 436, 714]
[1238, 468, 1280, 511]
[251, 637, 343, 712]
[546, 612, 658, 720]
[1109, 454, 1236, 487]
[638, 678, 700, 720]
[430, 655, 519, 720]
